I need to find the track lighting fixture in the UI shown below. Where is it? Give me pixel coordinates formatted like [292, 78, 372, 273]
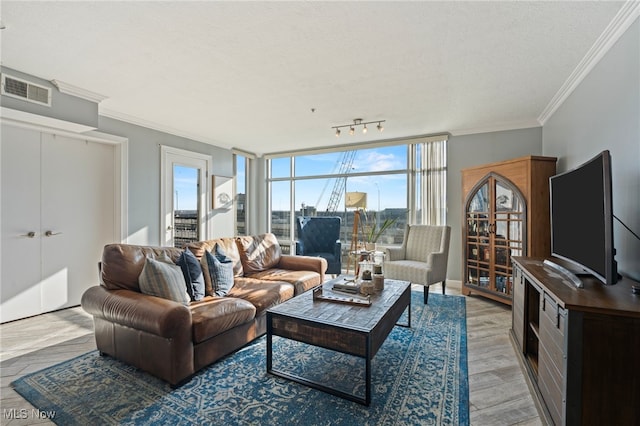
[332, 118, 386, 138]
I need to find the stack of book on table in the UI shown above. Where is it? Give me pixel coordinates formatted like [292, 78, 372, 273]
[332, 278, 360, 294]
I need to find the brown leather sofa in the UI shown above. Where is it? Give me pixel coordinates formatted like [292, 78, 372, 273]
[81, 233, 327, 386]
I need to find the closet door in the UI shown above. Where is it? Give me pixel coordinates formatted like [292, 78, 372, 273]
[40, 133, 116, 312]
[1, 126, 117, 322]
[1, 126, 43, 321]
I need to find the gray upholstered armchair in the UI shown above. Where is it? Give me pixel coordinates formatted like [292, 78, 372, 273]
[383, 224, 451, 304]
[295, 216, 342, 275]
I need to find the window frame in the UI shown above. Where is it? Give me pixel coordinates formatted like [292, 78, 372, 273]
[266, 135, 448, 247]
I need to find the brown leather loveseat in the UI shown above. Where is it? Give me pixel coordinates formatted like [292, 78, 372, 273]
[81, 233, 327, 386]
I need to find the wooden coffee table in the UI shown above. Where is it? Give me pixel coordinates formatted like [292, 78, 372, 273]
[266, 277, 411, 405]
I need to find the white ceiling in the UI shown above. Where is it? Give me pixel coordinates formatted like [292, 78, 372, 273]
[0, 1, 629, 156]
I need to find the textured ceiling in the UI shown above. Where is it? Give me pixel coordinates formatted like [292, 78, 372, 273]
[0, 1, 627, 155]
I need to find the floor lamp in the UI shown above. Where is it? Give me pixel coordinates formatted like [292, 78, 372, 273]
[345, 192, 367, 274]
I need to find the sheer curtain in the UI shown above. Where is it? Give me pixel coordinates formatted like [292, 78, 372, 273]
[423, 138, 447, 225]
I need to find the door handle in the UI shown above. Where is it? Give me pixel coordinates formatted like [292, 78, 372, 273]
[20, 231, 36, 238]
[44, 230, 62, 237]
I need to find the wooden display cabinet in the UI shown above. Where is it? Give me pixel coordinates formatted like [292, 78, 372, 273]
[461, 156, 556, 304]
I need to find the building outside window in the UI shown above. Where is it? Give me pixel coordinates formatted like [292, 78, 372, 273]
[173, 164, 201, 247]
[267, 136, 447, 259]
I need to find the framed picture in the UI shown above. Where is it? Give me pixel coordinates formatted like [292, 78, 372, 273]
[212, 175, 233, 209]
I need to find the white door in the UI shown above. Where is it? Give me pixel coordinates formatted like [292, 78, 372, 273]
[1, 126, 117, 322]
[161, 147, 210, 247]
[1, 126, 43, 320]
[40, 133, 116, 312]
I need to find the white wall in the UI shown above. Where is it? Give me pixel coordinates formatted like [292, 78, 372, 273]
[543, 19, 639, 280]
[97, 116, 236, 245]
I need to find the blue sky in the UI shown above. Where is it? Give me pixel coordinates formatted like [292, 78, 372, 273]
[174, 165, 199, 210]
[271, 146, 408, 212]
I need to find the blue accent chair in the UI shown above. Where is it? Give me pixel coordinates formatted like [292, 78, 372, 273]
[295, 216, 342, 275]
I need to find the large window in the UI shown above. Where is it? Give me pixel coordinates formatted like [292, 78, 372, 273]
[267, 136, 447, 256]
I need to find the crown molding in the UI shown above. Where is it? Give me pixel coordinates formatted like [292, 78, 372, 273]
[99, 107, 233, 149]
[449, 120, 541, 137]
[50, 79, 108, 103]
[538, 1, 640, 125]
[0, 106, 96, 134]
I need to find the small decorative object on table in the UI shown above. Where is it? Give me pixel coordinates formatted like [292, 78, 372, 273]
[373, 264, 384, 291]
[360, 268, 375, 295]
[360, 279, 375, 295]
[313, 286, 371, 306]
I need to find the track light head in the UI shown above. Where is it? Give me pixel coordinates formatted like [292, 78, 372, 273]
[330, 119, 386, 137]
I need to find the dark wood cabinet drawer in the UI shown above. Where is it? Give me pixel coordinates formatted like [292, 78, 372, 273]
[539, 293, 566, 374]
[538, 344, 564, 426]
[538, 292, 566, 426]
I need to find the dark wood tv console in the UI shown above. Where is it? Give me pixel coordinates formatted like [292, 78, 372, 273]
[511, 256, 640, 425]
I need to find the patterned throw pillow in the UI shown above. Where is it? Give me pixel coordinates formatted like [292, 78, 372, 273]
[176, 248, 205, 301]
[138, 257, 190, 305]
[205, 243, 235, 297]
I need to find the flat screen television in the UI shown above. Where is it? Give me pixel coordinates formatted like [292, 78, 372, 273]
[549, 150, 617, 285]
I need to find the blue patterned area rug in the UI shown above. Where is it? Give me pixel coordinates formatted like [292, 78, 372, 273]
[12, 291, 468, 425]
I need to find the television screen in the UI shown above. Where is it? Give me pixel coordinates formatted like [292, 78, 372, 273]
[549, 150, 617, 285]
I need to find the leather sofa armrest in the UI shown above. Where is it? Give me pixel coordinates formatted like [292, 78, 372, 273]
[277, 254, 327, 280]
[384, 246, 405, 261]
[81, 286, 192, 338]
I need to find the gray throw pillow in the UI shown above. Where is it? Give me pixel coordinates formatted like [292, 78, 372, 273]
[138, 257, 190, 305]
[205, 244, 234, 297]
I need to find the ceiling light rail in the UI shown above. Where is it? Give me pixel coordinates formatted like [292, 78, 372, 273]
[332, 118, 385, 137]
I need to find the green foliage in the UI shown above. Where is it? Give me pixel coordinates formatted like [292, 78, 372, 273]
[359, 210, 398, 243]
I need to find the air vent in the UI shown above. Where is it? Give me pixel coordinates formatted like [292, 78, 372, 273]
[1, 74, 51, 106]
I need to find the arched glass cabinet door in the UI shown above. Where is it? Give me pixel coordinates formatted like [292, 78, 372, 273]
[464, 173, 526, 299]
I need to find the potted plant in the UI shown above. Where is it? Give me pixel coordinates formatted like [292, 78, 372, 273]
[360, 210, 397, 251]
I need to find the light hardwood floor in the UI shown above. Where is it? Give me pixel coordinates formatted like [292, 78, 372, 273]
[0, 281, 543, 425]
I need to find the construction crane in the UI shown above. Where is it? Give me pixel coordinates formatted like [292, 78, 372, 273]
[324, 150, 356, 213]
